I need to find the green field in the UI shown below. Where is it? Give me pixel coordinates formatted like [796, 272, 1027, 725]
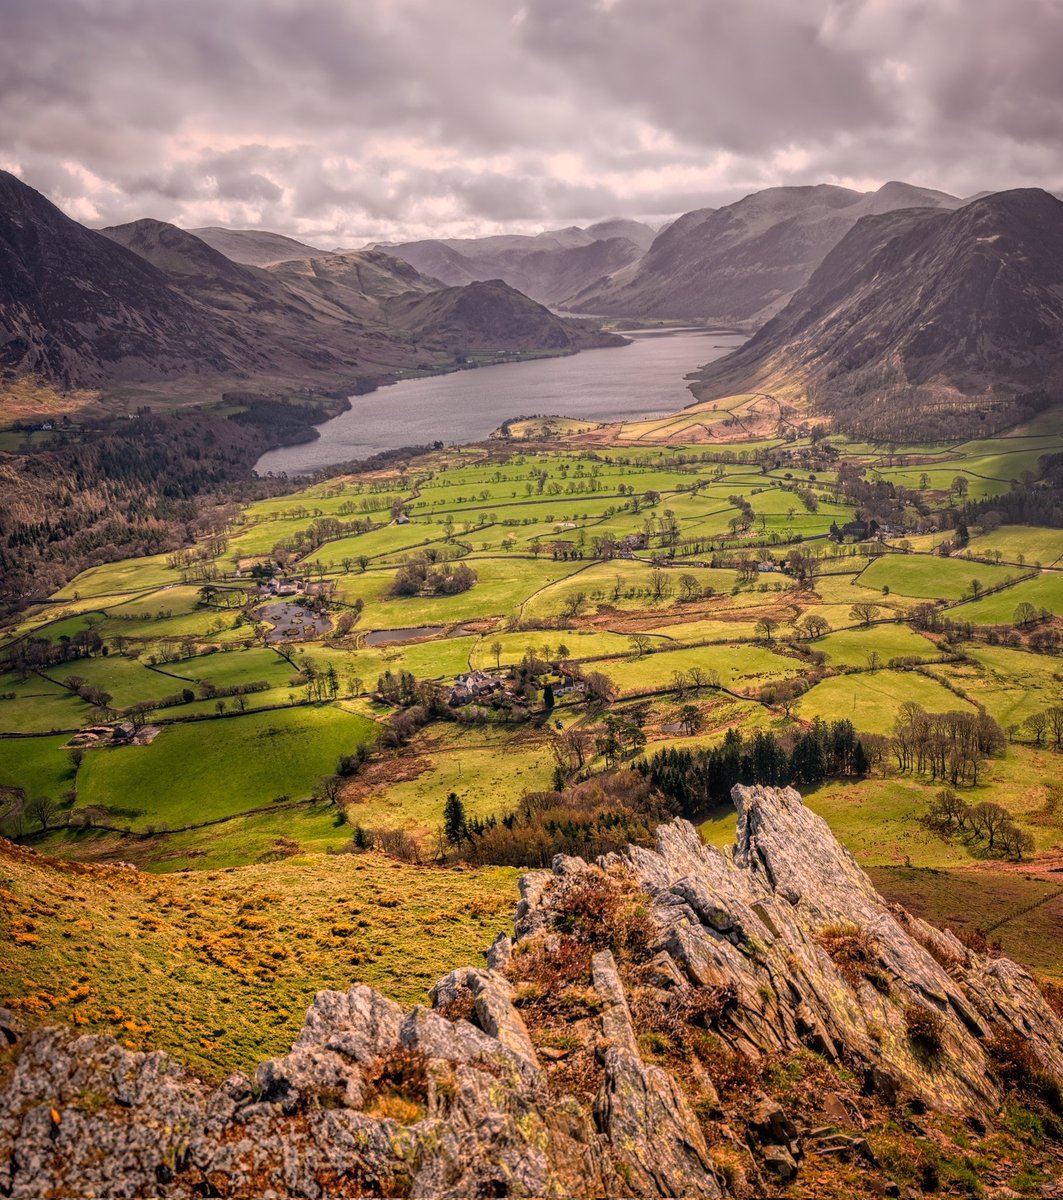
[958, 524, 1063, 567]
[815, 625, 939, 667]
[949, 571, 1063, 623]
[598, 642, 800, 694]
[73, 706, 378, 830]
[857, 553, 1015, 600]
[795, 669, 977, 734]
[1, 419, 1059, 916]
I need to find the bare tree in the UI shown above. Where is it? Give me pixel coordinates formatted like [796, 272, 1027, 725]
[314, 774, 344, 805]
[754, 617, 779, 643]
[26, 795, 58, 832]
[799, 614, 831, 640]
[687, 666, 719, 692]
[850, 602, 880, 627]
[678, 573, 701, 601]
[650, 569, 667, 602]
[1023, 711, 1048, 746]
[582, 671, 616, 706]
[563, 591, 588, 619]
[629, 632, 653, 657]
[1014, 601, 1038, 628]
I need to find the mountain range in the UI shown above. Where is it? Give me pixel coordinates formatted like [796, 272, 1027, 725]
[563, 181, 966, 325]
[0, 171, 618, 394]
[692, 188, 1063, 437]
[3, 170, 1061, 434]
[372, 219, 657, 307]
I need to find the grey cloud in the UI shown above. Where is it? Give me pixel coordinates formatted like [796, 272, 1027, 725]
[0, 0, 1060, 241]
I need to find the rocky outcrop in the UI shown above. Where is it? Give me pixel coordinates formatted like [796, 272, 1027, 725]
[597, 784, 1063, 1119]
[2, 783, 1061, 1197]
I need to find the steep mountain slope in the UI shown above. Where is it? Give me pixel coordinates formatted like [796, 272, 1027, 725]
[1, 173, 619, 393]
[0, 173, 245, 385]
[379, 219, 655, 305]
[96, 218, 439, 383]
[485, 237, 647, 307]
[189, 226, 329, 266]
[565, 182, 963, 325]
[693, 189, 1063, 437]
[266, 248, 442, 324]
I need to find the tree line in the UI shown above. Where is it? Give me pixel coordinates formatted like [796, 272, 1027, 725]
[635, 719, 871, 819]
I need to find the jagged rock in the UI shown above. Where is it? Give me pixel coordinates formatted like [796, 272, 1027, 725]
[4, 783, 1063, 1198]
[642, 949, 688, 990]
[585, 786, 1063, 1119]
[466, 970, 540, 1072]
[821, 1090, 860, 1128]
[591, 950, 724, 1198]
[293, 982, 402, 1063]
[592, 949, 642, 1058]
[761, 1143, 799, 1179]
[513, 868, 553, 938]
[428, 966, 539, 1075]
[748, 1093, 799, 1152]
[486, 930, 512, 971]
[254, 1043, 361, 1112]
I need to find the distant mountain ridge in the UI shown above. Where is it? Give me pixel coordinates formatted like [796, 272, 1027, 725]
[564, 181, 965, 325]
[373, 219, 657, 306]
[0, 172, 618, 392]
[189, 226, 329, 267]
[693, 188, 1063, 438]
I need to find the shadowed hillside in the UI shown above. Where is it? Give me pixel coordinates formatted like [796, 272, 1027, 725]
[693, 189, 1063, 438]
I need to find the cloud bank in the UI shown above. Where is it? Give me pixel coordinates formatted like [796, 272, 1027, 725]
[2, 0, 1061, 243]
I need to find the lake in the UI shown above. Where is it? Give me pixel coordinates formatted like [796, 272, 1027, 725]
[255, 326, 746, 475]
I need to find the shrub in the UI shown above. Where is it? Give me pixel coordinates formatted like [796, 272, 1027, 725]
[362, 1047, 430, 1125]
[550, 867, 655, 960]
[816, 923, 891, 993]
[373, 828, 422, 863]
[904, 1003, 945, 1058]
[986, 1028, 1063, 1115]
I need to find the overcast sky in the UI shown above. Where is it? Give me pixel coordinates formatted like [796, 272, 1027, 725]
[2, 0, 1061, 246]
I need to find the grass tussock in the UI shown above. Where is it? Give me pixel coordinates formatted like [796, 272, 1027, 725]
[816, 922, 892, 994]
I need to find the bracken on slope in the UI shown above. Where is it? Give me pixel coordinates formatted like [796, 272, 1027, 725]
[1, 784, 1061, 1198]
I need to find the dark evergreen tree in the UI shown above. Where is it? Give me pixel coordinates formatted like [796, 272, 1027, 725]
[443, 792, 467, 845]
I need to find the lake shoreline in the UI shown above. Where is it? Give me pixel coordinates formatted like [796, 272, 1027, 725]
[255, 327, 747, 477]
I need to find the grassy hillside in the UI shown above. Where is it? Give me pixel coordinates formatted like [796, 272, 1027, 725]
[0, 838, 518, 1077]
[1, 413, 1061, 1063]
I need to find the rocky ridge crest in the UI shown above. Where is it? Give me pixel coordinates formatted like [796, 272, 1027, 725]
[1, 784, 1061, 1197]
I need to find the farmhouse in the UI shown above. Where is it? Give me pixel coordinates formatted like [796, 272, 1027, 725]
[448, 670, 502, 707]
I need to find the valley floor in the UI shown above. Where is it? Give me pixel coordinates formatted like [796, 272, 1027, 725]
[2, 400, 1062, 1070]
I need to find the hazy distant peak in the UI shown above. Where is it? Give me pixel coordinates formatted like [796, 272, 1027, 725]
[585, 218, 657, 251]
[189, 225, 329, 267]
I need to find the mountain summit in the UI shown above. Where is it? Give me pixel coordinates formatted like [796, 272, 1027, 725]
[564, 182, 964, 325]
